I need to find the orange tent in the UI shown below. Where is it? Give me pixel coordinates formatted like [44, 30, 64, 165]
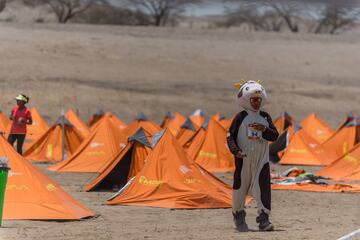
[107, 129, 235, 209]
[122, 113, 161, 137]
[110, 114, 127, 131]
[344, 163, 360, 181]
[24, 116, 84, 162]
[23, 107, 49, 150]
[176, 118, 200, 148]
[321, 119, 360, 160]
[279, 126, 336, 166]
[160, 112, 186, 136]
[185, 126, 206, 157]
[316, 143, 360, 180]
[84, 128, 152, 192]
[300, 113, 333, 143]
[65, 109, 90, 138]
[213, 113, 232, 130]
[88, 110, 105, 129]
[0, 135, 94, 220]
[0, 111, 9, 134]
[189, 109, 205, 128]
[188, 117, 235, 173]
[48, 114, 128, 173]
[274, 112, 295, 135]
[89, 112, 127, 132]
[335, 113, 357, 132]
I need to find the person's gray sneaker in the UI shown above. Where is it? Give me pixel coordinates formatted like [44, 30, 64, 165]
[256, 210, 274, 231]
[233, 210, 248, 232]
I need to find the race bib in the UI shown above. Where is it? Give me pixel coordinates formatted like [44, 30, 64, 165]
[247, 124, 262, 140]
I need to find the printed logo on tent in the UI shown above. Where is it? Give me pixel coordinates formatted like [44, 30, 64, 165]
[309, 143, 317, 149]
[179, 165, 191, 175]
[86, 151, 105, 156]
[289, 148, 306, 154]
[170, 129, 178, 136]
[46, 184, 57, 191]
[316, 130, 324, 135]
[8, 171, 23, 177]
[198, 150, 217, 159]
[6, 185, 29, 191]
[90, 142, 105, 149]
[46, 144, 53, 158]
[138, 176, 163, 186]
[344, 154, 358, 164]
[184, 178, 201, 185]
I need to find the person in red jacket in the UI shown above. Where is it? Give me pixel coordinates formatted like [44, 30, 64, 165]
[8, 94, 32, 155]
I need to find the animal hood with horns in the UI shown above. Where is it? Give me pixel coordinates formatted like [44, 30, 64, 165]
[234, 80, 267, 112]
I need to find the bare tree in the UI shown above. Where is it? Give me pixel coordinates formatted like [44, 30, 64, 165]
[221, 3, 261, 29]
[129, 0, 201, 26]
[223, 0, 360, 34]
[263, 11, 284, 32]
[311, 3, 360, 34]
[223, 0, 301, 32]
[225, 3, 286, 31]
[40, 0, 102, 23]
[73, 1, 152, 25]
[0, 0, 6, 13]
[264, 0, 300, 33]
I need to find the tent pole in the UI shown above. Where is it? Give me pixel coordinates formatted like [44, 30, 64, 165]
[61, 109, 65, 161]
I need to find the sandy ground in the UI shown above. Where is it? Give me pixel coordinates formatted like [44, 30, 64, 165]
[1, 165, 360, 240]
[0, 23, 359, 126]
[0, 22, 359, 239]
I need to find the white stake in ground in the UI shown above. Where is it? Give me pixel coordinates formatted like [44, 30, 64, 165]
[338, 228, 360, 240]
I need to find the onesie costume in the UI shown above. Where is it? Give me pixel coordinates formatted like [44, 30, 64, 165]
[227, 80, 278, 231]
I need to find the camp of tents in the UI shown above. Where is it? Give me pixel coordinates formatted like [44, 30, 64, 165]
[0, 134, 93, 220]
[0, 109, 245, 221]
[1, 107, 360, 221]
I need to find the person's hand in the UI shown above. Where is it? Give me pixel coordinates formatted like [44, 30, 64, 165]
[236, 151, 246, 158]
[252, 123, 266, 132]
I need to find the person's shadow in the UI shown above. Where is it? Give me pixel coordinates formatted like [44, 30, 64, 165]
[235, 227, 286, 233]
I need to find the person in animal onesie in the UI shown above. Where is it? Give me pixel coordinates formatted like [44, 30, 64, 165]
[227, 80, 279, 231]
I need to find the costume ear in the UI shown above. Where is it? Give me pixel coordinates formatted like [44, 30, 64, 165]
[234, 83, 242, 90]
[234, 79, 247, 90]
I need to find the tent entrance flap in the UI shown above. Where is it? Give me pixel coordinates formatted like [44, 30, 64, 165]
[92, 146, 134, 191]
